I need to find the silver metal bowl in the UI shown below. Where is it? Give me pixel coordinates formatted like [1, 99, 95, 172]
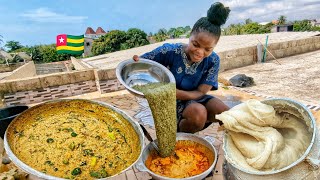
[223, 98, 317, 176]
[135, 133, 218, 180]
[4, 99, 145, 180]
[116, 58, 176, 98]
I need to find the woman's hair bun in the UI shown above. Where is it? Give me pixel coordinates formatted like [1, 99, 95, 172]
[207, 2, 230, 26]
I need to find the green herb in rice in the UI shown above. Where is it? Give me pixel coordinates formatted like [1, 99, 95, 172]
[133, 83, 176, 157]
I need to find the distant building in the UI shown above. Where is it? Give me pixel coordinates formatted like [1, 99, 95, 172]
[84, 27, 97, 39]
[271, 24, 294, 33]
[84, 27, 107, 56]
[311, 19, 320, 27]
[96, 27, 107, 35]
[272, 20, 279, 25]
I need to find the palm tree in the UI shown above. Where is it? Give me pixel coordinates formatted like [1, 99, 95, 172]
[278, 15, 287, 25]
[5, 40, 23, 52]
[245, 18, 252, 24]
[157, 28, 167, 36]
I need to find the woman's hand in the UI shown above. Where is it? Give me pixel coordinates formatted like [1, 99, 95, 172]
[176, 89, 205, 100]
[133, 55, 139, 62]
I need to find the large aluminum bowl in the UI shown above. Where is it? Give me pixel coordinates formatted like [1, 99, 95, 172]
[116, 58, 176, 98]
[135, 133, 218, 180]
[4, 99, 144, 180]
[223, 98, 316, 176]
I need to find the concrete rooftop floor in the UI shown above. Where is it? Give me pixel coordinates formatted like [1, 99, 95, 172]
[220, 50, 320, 107]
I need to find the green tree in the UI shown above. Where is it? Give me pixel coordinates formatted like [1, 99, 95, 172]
[293, 20, 313, 31]
[5, 40, 23, 52]
[11, 54, 24, 63]
[21, 44, 73, 63]
[259, 22, 273, 33]
[121, 28, 149, 50]
[226, 23, 243, 35]
[91, 30, 127, 55]
[154, 28, 168, 42]
[168, 26, 190, 38]
[36, 44, 71, 63]
[168, 28, 176, 38]
[242, 23, 260, 34]
[174, 27, 185, 38]
[184, 26, 191, 32]
[91, 42, 106, 56]
[278, 15, 287, 25]
[28, 46, 42, 63]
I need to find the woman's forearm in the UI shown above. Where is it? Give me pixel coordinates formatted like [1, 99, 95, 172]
[176, 89, 205, 100]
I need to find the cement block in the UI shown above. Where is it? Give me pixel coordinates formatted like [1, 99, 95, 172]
[297, 39, 305, 46]
[308, 44, 316, 51]
[0, 81, 10, 92]
[59, 73, 74, 85]
[106, 69, 117, 79]
[225, 50, 237, 59]
[72, 70, 95, 83]
[315, 42, 320, 49]
[305, 38, 312, 44]
[240, 55, 254, 66]
[274, 50, 285, 58]
[95, 69, 109, 81]
[10, 77, 42, 92]
[39, 74, 65, 88]
[295, 46, 304, 54]
[217, 51, 226, 60]
[219, 61, 228, 72]
[236, 47, 248, 56]
[284, 48, 293, 56]
[269, 43, 280, 50]
[280, 42, 289, 49]
[291, 40, 297, 47]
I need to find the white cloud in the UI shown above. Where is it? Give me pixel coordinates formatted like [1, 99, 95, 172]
[226, 0, 320, 24]
[265, 1, 294, 11]
[222, 0, 259, 8]
[21, 8, 88, 23]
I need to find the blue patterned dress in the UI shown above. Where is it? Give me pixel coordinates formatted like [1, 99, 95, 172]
[141, 43, 220, 125]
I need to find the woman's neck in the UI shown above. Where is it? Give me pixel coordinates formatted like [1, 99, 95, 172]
[182, 44, 193, 65]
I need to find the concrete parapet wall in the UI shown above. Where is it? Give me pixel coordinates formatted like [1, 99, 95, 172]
[219, 35, 320, 72]
[0, 69, 95, 94]
[218, 47, 257, 72]
[4, 80, 97, 106]
[1, 68, 124, 106]
[265, 36, 320, 61]
[4, 61, 37, 80]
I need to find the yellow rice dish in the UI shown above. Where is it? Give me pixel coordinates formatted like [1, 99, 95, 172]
[7, 100, 141, 179]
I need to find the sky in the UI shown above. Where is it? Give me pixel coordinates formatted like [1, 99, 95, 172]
[0, 0, 319, 47]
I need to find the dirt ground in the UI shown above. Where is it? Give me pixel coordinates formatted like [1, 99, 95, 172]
[219, 50, 320, 105]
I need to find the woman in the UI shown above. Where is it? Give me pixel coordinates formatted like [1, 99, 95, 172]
[133, 2, 230, 133]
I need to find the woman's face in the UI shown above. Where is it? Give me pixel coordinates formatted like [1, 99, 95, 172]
[185, 31, 218, 62]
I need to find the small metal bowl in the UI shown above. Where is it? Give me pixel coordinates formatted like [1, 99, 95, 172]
[116, 58, 175, 98]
